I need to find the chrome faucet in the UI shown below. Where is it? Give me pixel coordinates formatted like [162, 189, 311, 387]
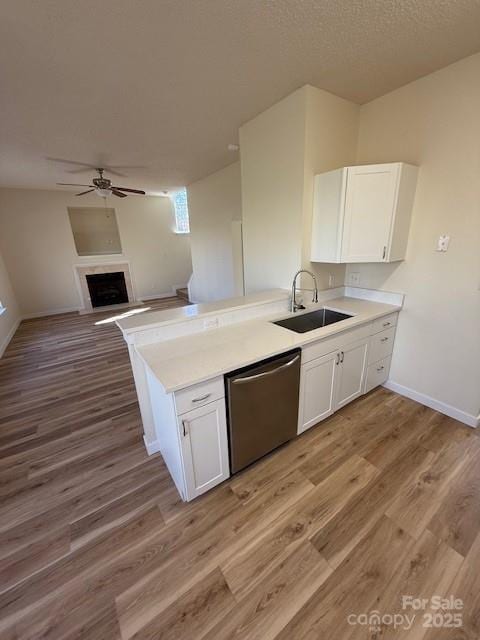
[291, 270, 318, 312]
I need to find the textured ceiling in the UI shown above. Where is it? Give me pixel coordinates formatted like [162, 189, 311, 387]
[1, 0, 480, 192]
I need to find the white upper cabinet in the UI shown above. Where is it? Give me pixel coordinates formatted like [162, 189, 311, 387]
[311, 162, 418, 263]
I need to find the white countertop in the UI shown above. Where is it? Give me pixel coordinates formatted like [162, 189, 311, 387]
[116, 289, 289, 334]
[137, 296, 400, 393]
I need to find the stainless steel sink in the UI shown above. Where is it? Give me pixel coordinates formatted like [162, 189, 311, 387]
[272, 308, 352, 333]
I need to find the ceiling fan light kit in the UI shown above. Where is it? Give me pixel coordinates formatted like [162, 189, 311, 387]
[95, 188, 111, 197]
[57, 168, 146, 198]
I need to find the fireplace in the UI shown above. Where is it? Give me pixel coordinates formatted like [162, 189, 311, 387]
[86, 272, 129, 308]
[75, 262, 136, 313]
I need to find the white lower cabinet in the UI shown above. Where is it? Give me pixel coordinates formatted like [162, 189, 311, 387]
[365, 324, 395, 393]
[298, 335, 369, 434]
[365, 355, 392, 393]
[298, 351, 339, 434]
[146, 367, 230, 503]
[147, 313, 398, 502]
[179, 399, 230, 501]
[368, 326, 396, 364]
[335, 338, 369, 409]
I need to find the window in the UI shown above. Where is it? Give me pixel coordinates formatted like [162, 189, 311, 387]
[173, 188, 190, 234]
[68, 207, 122, 256]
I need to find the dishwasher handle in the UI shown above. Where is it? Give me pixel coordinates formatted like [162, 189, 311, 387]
[232, 354, 300, 385]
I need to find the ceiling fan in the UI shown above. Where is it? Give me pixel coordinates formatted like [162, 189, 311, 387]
[57, 168, 146, 198]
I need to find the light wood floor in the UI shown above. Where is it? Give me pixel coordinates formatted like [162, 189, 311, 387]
[1, 299, 479, 639]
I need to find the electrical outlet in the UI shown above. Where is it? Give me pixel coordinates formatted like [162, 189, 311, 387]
[203, 317, 219, 330]
[436, 235, 450, 252]
[328, 274, 335, 288]
[349, 272, 360, 286]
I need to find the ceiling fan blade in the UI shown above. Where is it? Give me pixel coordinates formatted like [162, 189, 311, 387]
[66, 166, 127, 177]
[48, 157, 98, 169]
[112, 187, 146, 195]
[101, 165, 147, 177]
[100, 168, 127, 178]
[66, 167, 103, 175]
[57, 182, 93, 187]
[76, 189, 95, 196]
[108, 165, 146, 169]
[111, 189, 127, 198]
[107, 165, 147, 173]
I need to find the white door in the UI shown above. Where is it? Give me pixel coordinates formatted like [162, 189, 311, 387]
[298, 351, 339, 434]
[179, 399, 230, 501]
[335, 338, 368, 410]
[341, 164, 399, 263]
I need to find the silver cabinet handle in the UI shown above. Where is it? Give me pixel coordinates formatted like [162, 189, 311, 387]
[382, 246, 387, 260]
[232, 355, 300, 384]
[182, 419, 188, 436]
[380, 337, 389, 343]
[191, 393, 211, 403]
[335, 352, 340, 365]
[376, 365, 385, 372]
[340, 351, 345, 363]
[382, 321, 391, 327]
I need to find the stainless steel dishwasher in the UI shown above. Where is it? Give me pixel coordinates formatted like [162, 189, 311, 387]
[225, 348, 301, 474]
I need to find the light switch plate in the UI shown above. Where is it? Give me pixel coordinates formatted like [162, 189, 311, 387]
[349, 272, 360, 286]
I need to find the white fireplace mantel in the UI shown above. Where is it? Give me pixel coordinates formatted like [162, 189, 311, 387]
[74, 261, 138, 312]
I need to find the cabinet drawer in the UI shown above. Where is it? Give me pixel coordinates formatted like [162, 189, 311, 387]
[372, 313, 398, 334]
[368, 326, 396, 364]
[302, 323, 372, 364]
[365, 356, 392, 393]
[174, 376, 224, 415]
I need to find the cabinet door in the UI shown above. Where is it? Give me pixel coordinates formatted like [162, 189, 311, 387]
[179, 399, 230, 501]
[311, 168, 347, 263]
[341, 164, 399, 263]
[335, 338, 368, 410]
[298, 351, 338, 434]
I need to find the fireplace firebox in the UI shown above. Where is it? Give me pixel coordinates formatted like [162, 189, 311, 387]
[86, 272, 129, 308]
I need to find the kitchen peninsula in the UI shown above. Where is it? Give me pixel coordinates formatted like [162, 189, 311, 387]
[117, 287, 403, 501]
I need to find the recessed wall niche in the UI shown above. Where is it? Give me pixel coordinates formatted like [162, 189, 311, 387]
[68, 206, 122, 256]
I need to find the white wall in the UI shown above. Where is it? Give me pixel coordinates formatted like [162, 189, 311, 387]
[349, 53, 480, 421]
[0, 247, 20, 356]
[240, 85, 359, 293]
[240, 88, 307, 293]
[187, 162, 244, 303]
[0, 188, 192, 316]
[302, 85, 359, 289]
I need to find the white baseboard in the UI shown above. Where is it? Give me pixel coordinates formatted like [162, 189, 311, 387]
[383, 380, 478, 428]
[0, 317, 21, 358]
[143, 435, 161, 455]
[22, 306, 81, 319]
